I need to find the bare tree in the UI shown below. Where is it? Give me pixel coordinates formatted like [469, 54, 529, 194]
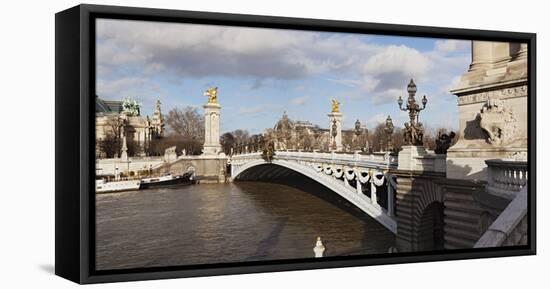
[98, 132, 118, 158]
[231, 129, 250, 144]
[221, 132, 235, 155]
[165, 106, 205, 155]
[297, 129, 314, 151]
[369, 123, 388, 152]
[391, 127, 404, 152]
[342, 132, 354, 152]
[97, 117, 125, 158]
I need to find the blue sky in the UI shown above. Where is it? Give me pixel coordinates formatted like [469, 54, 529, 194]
[96, 19, 471, 135]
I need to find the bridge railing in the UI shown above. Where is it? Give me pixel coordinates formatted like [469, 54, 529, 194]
[265, 150, 398, 169]
[485, 159, 528, 200]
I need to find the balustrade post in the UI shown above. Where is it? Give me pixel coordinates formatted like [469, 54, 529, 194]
[371, 180, 378, 206]
[387, 176, 394, 217]
[356, 178, 362, 194]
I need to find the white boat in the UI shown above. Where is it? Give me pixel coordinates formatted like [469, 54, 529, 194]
[96, 179, 141, 193]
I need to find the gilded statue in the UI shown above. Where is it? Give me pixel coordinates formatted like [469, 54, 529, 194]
[331, 99, 340, 113]
[204, 87, 218, 104]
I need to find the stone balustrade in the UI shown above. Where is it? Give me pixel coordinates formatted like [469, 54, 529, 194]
[475, 186, 528, 248]
[277, 150, 397, 168]
[485, 159, 528, 200]
[233, 150, 397, 168]
[96, 156, 165, 175]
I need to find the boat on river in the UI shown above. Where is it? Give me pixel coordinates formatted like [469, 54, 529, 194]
[96, 172, 195, 193]
[139, 172, 196, 190]
[96, 179, 141, 193]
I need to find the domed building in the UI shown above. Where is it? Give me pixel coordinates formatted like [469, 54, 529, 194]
[266, 111, 364, 152]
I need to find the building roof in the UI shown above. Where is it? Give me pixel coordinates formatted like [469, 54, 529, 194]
[96, 96, 123, 114]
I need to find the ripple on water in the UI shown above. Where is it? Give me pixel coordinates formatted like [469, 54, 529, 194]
[95, 182, 395, 270]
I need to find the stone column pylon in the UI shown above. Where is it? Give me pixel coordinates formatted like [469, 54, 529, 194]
[469, 41, 493, 72]
[328, 111, 343, 151]
[516, 43, 528, 60]
[203, 102, 222, 155]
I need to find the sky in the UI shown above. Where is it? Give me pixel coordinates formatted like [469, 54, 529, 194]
[96, 18, 471, 135]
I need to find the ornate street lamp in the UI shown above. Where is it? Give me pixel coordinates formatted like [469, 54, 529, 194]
[384, 115, 394, 151]
[354, 119, 362, 150]
[397, 79, 428, 146]
[331, 120, 338, 151]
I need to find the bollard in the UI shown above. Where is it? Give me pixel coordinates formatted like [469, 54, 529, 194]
[313, 236, 325, 257]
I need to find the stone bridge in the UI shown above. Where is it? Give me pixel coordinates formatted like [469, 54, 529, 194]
[230, 151, 399, 234]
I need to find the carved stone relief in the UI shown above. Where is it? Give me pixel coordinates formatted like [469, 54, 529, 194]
[479, 98, 517, 145]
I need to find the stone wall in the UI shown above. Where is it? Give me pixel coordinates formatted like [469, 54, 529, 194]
[96, 157, 164, 175]
[475, 186, 528, 248]
[437, 179, 486, 249]
[159, 155, 227, 183]
[393, 170, 445, 252]
[393, 170, 487, 252]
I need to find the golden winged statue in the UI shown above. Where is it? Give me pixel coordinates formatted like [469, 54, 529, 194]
[204, 87, 218, 104]
[331, 99, 340, 113]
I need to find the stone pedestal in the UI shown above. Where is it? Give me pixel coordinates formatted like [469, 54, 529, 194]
[328, 112, 343, 151]
[448, 40, 528, 181]
[397, 145, 427, 171]
[203, 102, 222, 155]
[120, 135, 128, 161]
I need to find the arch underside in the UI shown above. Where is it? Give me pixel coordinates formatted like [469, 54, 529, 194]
[232, 159, 397, 234]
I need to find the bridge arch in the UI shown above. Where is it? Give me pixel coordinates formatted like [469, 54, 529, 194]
[232, 158, 397, 234]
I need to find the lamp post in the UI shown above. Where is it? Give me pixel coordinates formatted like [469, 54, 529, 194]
[384, 115, 394, 152]
[397, 79, 428, 146]
[331, 120, 338, 151]
[354, 119, 362, 151]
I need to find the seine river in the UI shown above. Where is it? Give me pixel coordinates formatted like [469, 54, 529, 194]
[96, 182, 395, 270]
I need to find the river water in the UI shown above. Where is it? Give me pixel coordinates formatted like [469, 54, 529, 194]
[96, 182, 395, 270]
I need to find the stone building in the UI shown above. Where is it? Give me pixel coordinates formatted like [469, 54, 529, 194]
[267, 111, 360, 152]
[95, 96, 164, 158]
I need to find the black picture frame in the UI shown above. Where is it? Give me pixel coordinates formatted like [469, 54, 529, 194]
[55, 4, 536, 284]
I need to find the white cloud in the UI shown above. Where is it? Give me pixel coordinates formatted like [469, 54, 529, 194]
[290, 95, 310, 105]
[96, 19, 383, 81]
[363, 45, 432, 77]
[434, 39, 470, 53]
[96, 77, 162, 101]
[367, 113, 388, 126]
[96, 19, 471, 112]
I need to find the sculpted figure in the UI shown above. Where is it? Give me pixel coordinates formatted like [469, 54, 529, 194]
[204, 87, 218, 104]
[479, 98, 517, 145]
[435, 131, 456, 154]
[331, 99, 340, 113]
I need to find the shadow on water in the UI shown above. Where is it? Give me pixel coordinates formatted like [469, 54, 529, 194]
[234, 164, 396, 254]
[245, 217, 288, 261]
[237, 165, 386, 224]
